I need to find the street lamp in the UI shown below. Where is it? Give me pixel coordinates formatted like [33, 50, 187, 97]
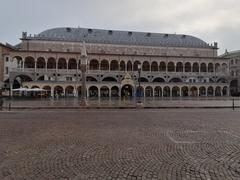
[80, 41, 88, 106]
[137, 63, 142, 105]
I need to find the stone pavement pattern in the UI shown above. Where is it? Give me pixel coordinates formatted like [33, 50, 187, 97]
[1, 109, 240, 180]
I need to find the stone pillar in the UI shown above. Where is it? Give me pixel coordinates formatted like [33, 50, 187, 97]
[109, 88, 111, 98]
[51, 88, 54, 98]
[23, 60, 25, 71]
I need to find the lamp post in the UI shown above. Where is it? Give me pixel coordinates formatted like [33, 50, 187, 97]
[80, 41, 87, 106]
[137, 63, 142, 104]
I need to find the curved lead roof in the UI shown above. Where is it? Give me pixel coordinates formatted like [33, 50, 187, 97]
[33, 27, 210, 48]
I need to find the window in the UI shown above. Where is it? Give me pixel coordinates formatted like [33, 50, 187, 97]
[5, 57, 9, 62]
[66, 77, 72, 81]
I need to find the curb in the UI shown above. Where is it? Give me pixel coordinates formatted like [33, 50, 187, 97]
[1, 106, 239, 110]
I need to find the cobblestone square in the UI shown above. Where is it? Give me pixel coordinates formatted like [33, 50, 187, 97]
[1, 109, 240, 179]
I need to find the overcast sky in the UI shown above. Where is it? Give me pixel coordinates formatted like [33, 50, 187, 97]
[0, 0, 239, 55]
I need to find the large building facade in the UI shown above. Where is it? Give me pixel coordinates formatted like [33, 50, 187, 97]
[0, 27, 235, 98]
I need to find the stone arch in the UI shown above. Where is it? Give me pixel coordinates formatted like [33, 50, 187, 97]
[36, 57, 46, 69]
[54, 86, 64, 97]
[184, 62, 191, 72]
[102, 76, 118, 82]
[172, 86, 180, 97]
[110, 60, 119, 71]
[121, 84, 134, 97]
[13, 56, 23, 68]
[200, 63, 207, 72]
[65, 86, 74, 97]
[68, 58, 77, 69]
[159, 62, 166, 72]
[43, 86, 51, 97]
[47, 57, 56, 69]
[142, 61, 150, 71]
[167, 62, 175, 72]
[192, 63, 199, 72]
[152, 77, 165, 83]
[133, 61, 141, 71]
[13, 74, 33, 89]
[100, 59, 109, 70]
[151, 61, 158, 71]
[163, 86, 170, 97]
[190, 86, 198, 96]
[58, 58, 67, 69]
[217, 78, 228, 83]
[176, 62, 183, 72]
[154, 86, 162, 97]
[208, 63, 214, 72]
[145, 86, 153, 97]
[199, 86, 206, 96]
[222, 86, 228, 96]
[120, 61, 125, 71]
[111, 86, 119, 97]
[127, 61, 132, 71]
[31, 85, 40, 89]
[222, 63, 228, 73]
[100, 86, 110, 97]
[24, 56, 35, 68]
[89, 59, 99, 70]
[181, 86, 189, 97]
[86, 76, 98, 82]
[89, 86, 98, 97]
[215, 86, 222, 96]
[215, 63, 221, 73]
[207, 86, 214, 96]
[169, 78, 182, 83]
[140, 77, 149, 82]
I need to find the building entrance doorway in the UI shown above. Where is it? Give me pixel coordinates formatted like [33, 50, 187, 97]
[121, 85, 133, 98]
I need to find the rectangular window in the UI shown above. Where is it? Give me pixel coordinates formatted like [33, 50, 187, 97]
[66, 77, 72, 81]
[5, 57, 9, 62]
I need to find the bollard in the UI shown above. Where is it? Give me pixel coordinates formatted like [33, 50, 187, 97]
[232, 99, 235, 110]
[8, 103, 11, 111]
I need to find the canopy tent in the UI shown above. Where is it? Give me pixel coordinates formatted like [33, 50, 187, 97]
[12, 88, 47, 92]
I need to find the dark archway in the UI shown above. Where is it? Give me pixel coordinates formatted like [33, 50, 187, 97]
[121, 85, 133, 97]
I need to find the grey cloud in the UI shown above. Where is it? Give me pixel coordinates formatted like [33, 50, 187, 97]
[0, 0, 239, 54]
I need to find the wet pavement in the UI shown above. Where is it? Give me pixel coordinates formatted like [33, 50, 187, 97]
[1, 97, 240, 109]
[1, 109, 240, 179]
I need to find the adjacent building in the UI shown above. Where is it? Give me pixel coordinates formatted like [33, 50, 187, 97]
[0, 27, 236, 98]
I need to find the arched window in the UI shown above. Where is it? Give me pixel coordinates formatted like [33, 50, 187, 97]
[100, 60, 109, 70]
[120, 61, 125, 71]
[208, 63, 214, 72]
[89, 59, 99, 70]
[58, 58, 67, 69]
[47, 57, 56, 69]
[176, 62, 183, 72]
[36, 57, 45, 69]
[215, 63, 221, 72]
[142, 61, 150, 71]
[159, 62, 166, 72]
[167, 62, 175, 72]
[68, 58, 77, 69]
[127, 61, 132, 71]
[151, 61, 158, 71]
[192, 63, 199, 72]
[133, 61, 140, 71]
[200, 63, 207, 72]
[24, 56, 35, 68]
[110, 60, 119, 71]
[184, 62, 191, 72]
